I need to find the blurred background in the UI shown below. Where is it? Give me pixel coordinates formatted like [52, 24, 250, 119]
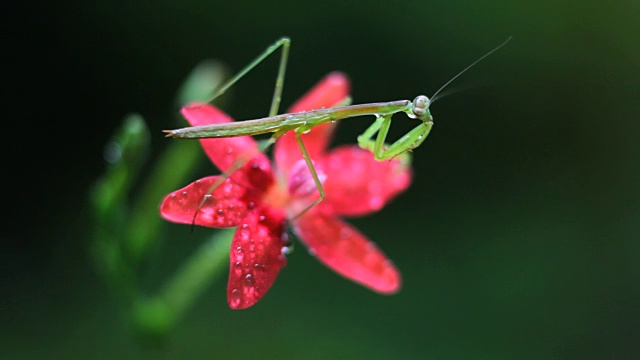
[4, 0, 639, 359]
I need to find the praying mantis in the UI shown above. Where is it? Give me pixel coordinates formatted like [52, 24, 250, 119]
[164, 36, 511, 218]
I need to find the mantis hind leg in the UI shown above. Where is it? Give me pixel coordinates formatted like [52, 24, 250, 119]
[205, 37, 291, 117]
[290, 131, 325, 220]
[191, 38, 291, 228]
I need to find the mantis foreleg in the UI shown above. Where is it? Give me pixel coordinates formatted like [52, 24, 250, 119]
[357, 115, 433, 161]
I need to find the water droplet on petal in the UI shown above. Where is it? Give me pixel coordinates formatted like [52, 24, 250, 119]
[339, 228, 352, 239]
[307, 247, 317, 256]
[281, 246, 292, 255]
[235, 246, 243, 253]
[365, 242, 377, 252]
[230, 288, 241, 301]
[282, 232, 291, 246]
[244, 273, 255, 286]
[368, 196, 384, 210]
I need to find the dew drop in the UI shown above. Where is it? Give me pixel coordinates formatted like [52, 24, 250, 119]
[368, 196, 384, 210]
[307, 247, 317, 256]
[244, 273, 255, 286]
[259, 215, 266, 222]
[235, 246, 243, 253]
[241, 223, 249, 229]
[282, 232, 291, 245]
[281, 246, 292, 255]
[365, 241, 377, 252]
[182, 191, 188, 197]
[339, 228, 352, 239]
[247, 201, 256, 209]
[230, 288, 241, 300]
[217, 209, 225, 216]
[225, 147, 234, 154]
[234, 261, 242, 267]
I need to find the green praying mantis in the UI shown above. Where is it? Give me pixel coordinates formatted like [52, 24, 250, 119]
[164, 36, 511, 219]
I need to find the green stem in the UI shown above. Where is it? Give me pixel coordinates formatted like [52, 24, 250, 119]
[134, 228, 234, 336]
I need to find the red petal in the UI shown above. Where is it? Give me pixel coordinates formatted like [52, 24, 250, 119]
[227, 207, 289, 309]
[293, 213, 401, 294]
[318, 146, 412, 216]
[181, 103, 268, 173]
[274, 72, 350, 176]
[160, 176, 249, 228]
[287, 72, 351, 113]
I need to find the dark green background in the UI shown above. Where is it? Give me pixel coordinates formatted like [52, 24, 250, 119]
[4, 1, 639, 359]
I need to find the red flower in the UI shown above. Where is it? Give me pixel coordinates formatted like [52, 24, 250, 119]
[160, 73, 412, 309]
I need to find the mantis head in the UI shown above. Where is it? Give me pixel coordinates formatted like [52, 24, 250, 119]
[410, 95, 433, 123]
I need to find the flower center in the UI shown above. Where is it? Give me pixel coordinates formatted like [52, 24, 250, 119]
[261, 181, 291, 210]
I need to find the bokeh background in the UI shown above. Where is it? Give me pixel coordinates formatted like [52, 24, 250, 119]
[4, 1, 639, 359]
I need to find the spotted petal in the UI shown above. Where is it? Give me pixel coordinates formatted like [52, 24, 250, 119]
[227, 207, 289, 309]
[293, 213, 401, 294]
[274, 72, 350, 176]
[160, 176, 249, 227]
[319, 146, 412, 216]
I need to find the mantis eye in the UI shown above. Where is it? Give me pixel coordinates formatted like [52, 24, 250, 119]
[412, 95, 429, 118]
